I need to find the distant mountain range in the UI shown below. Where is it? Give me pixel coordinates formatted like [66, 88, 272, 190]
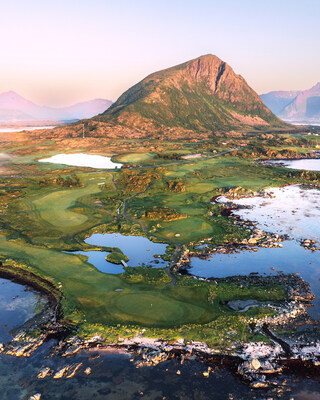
[0, 91, 113, 123]
[261, 83, 320, 123]
[87, 54, 285, 138]
[260, 91, 301, 115]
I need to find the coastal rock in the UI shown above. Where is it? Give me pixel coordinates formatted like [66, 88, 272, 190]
[29, 395, 41, 400]
[62, 344, 81, 357]
[53, 367, 68, 379]
[250, 381, 269, 389]
[37, 367, 51, 379]
[251, 359, 261, 370]
[66, 363, 83, 378]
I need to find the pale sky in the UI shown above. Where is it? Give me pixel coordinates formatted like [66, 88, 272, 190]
[1, 0, 319, 106]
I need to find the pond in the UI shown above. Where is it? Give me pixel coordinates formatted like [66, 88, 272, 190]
[72, 233, 168, 274]
[265, 158, 320, 172]
[38, 153, 122, 169]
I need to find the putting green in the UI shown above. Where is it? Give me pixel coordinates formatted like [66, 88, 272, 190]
[110, 292, 210, 326]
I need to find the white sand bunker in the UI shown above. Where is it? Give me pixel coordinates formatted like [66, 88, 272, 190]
[39, 153, 122, 169]
[219, 185, 320, 243]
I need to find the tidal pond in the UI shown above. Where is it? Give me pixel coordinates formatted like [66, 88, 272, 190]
[218, 185, 320, 243]
[266, 158, 320, 172]
[190, 185, 320, 318]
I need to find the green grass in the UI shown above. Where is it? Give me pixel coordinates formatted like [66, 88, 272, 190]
[0, 138, 316, 346]
[114, 152, 154, 164]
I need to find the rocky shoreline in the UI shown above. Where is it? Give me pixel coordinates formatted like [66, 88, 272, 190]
[1, 264, 317, 393]
[0, 263, 73, 358]
[1, 185, 320, 393]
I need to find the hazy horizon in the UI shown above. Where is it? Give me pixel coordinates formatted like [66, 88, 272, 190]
[1, 0, 319, 107]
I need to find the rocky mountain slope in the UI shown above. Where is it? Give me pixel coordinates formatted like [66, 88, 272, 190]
[0, 91, 112, 122]
[91, 54, 286, 137]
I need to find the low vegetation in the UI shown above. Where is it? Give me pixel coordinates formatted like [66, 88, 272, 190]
[0, 131, 319, 346]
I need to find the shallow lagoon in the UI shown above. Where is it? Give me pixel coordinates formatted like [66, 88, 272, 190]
[219, 185, 320, 243]
[190, 241, 320, 317]
[268, 158, 320, 172]
[191, 185, 320, 317]
[39, 153, 122, 169]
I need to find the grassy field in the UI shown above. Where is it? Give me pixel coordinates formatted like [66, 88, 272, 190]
[0, 134, 319, 345]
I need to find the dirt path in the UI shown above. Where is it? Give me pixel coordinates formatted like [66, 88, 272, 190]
[121, 183, 153, 236]
[109, 172, 118, 190]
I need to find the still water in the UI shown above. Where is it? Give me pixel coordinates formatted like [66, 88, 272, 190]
[190, 186, 320, 318]
[72, 233, 168, 274]
[39, 153, 122, 169]
[267, 158, 320, 172]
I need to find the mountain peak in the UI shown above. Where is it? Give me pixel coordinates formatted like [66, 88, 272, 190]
[279, 82, 320, 121]
[91, 54, 285, 137]
[0, 91, 113, 122]
[312, 82, 320, 90]
[0, 90, 25, 100]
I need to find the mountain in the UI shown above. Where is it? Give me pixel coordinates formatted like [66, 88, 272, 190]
[0, 91, 112, 122]
[63, 99, 113, 120]
[260, 91, 301, 115]
[279, 83, 320, 122]
[89, 54, 286, 137]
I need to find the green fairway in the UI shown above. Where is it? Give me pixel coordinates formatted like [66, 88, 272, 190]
[0, 135, 318, 345]
[30, 181, 102, 231]
[115, 152, 154, 164]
